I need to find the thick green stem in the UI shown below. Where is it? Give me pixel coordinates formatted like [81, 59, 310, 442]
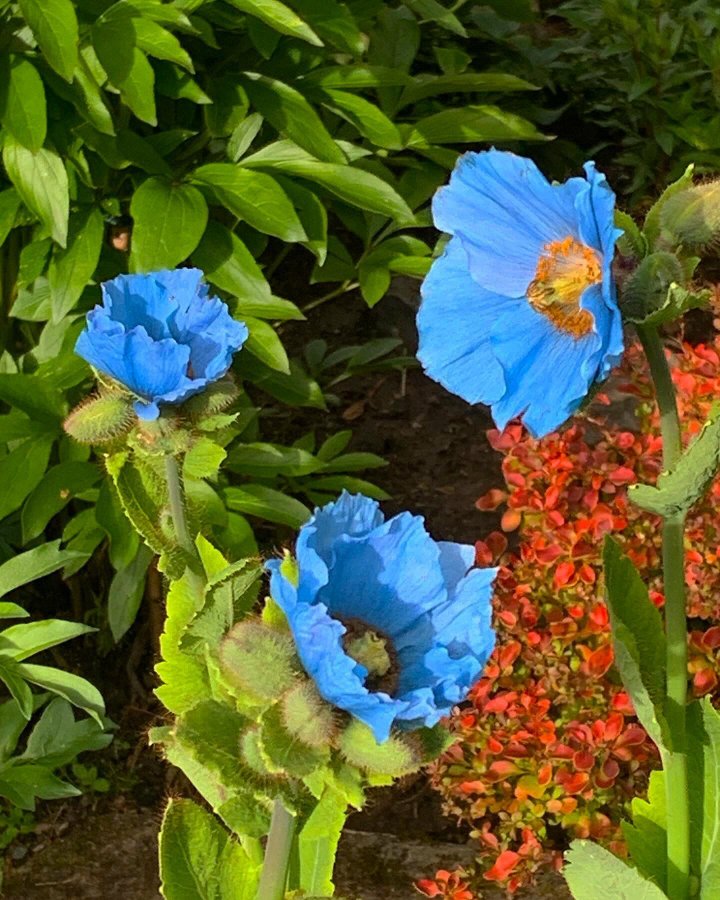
[257, 799, 296, 900]
[638, 325, 689, 900]
[164, 455, 193, 555]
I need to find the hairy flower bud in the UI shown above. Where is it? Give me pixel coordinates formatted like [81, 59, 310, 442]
[219, 620, 299, 701]
[281, 681, 337, 748]
[660, 180, 720, 248]
[63, 392, 134, 444]
[339, 720, 421, 777]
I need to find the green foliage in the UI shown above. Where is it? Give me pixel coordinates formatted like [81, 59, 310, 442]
[603, 538, 669, 750]
[687, 699, 720, 897]
[563, 840, 669, 899]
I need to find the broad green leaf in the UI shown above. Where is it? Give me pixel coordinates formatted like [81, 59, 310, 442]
[0, 657, 33, 719]
[0, 188, 22, 247]
[18, 663, 105, 725]
[0, 542, 83, 600]
[293, 0, 363, 55]
[159, 798, 260, 900]
[0, 372, 64, 423]
[0, 56, 47, 151]
[630, 404, 720, 516]
[404, 0, 466, 36]
[243, 144, 413, 223]
[0, 765, 80, 810]
[3, 137, 69, 246]
[22, 697, 111, 768]
[93, 12, 157, 125]
[622, 770, 667, 892]
[224, 485, 310, 528]
[130, 178, 208, 271]
[193, 164, 305, 242]
[235, 294, 304, 321]
[226, 0, 321, 46]
[226, 442, 324, 477]
[48, 206, 104, 321]
[205, 75, 249, 137]
[406, 105, 546, 147]
[184, 438, 227, 480]
[227, 112, 264, 161]
[95, 481, 140, 571]
[73, 55, 115, 135]
[18, 0, 79, 82]
[0, 620, 94, 662]
[319, 89, 402, 149]
[108, 544, 153, 642]
[563, 840, 669, 899]
[0, 605, 29, 620]
[300, 65, 412, 89]
[687, 699, 720, 897]
[299, 788, 347, 897]
[241, 72, 345, 164]
[322, 452, 387, 473]
[244, 316, 290, 373]
[603, 538, 669, 749]
[274, 176, 328, 263]
[316, 430, 352, 461]
[304, 475, 390, 500]
[235, 356, 326, 409]
[18, 237, 51, 288]
[134, 18, 193, 71]
[0, 436, 54, 523]
[21, 461, 100, 543]
[0, 698, 31, 762]
[398, 71, 536, 108]
[192, 220, 272, 302]
[644, 164, 695, 248]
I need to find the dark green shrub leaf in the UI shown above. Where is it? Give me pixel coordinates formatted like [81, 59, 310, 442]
[226, 0, 322, 46]
[108, 544, 153, 642]
[226, 442, 324, 477]
[406, 105, 546, 147]
[48, 206, 104, 321]
[3, 137, 69, 246]
[193, 163, 305, 242]
[93, 10, 157, 125]
[0, 56, 47, 152]
[192, 220, 271, 302]
[224, 485, 310, 528]
[622, 770, 667, 892]
[130, 178, 208, 271]
[398, 71, 536, 108]
[18, 0, 79, 83]
[0, 436, 54, 523]
[244, 316, 290, 373]
[21, 461, 100, 543]
[644, 164, 695, 249]
[0, 542, 84, 601]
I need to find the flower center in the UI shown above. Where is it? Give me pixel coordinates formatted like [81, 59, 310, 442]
[526, 236, 601, 337]
[341, 617, 399, 695]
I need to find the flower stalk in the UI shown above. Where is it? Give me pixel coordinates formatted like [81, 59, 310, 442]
[637, 324, 689, 900]
[256, 799, 296, 900]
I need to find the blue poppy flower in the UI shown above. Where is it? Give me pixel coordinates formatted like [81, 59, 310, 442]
[266, 492, 496, 743]
[75, 268, 248, 420]
[417, 150, 624, 437]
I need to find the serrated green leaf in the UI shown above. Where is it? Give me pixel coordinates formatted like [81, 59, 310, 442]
[687, 699, 720, 897]
[603, 538, 669, 750]
[3, 137, 69, 246]
[615, 209, 647, 259]
[622, 770, 666, 892]
[630, 405, 720, 517]
[563, 840, 669, 899]
[631, 283, 710, 328]
[18, 0, 79, 82]
[298, 788, 347, 897]
[130, 178, 208, 271]
[159, 798, 261, 900]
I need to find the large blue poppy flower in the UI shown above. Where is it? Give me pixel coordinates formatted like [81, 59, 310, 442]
[417, 150, 624, 437]
[75, 268, 248, 420]
[266, 492, 496, 743]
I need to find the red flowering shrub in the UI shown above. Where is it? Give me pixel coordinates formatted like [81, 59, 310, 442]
[423, 335, 720, 897]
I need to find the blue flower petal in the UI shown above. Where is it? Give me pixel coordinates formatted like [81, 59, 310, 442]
[417, 238, 509, 405]
[102, 273, 176, 341]
[433, 150, 588, 297]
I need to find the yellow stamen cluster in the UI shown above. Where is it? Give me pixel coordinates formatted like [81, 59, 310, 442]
[527, 236, 602, 337]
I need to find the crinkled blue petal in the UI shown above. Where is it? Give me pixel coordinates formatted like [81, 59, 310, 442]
[266, 492, 497, 743]
[417, 238, 509, 405]
[75, 268, 248, 418]
[433, 150, 588, 297]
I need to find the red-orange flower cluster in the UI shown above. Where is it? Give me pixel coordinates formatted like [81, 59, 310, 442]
[425, 335, 720, 895]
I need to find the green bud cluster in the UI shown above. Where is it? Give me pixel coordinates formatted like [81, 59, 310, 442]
[218, 606, 454, 782]
[660, 179, 720, 248]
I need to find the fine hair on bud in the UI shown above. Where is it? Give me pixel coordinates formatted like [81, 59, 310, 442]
[218, 619, 300, 701]
[339, 720, 422, 777]
[281, 680, 337, 748]
[63, 392, 135, 444]
[660, 180, 720, 249]
[183, 377, 239, 421]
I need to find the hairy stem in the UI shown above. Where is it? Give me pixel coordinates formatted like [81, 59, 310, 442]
[638, 325, 688, 900]
[257, 799, 296, 900]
